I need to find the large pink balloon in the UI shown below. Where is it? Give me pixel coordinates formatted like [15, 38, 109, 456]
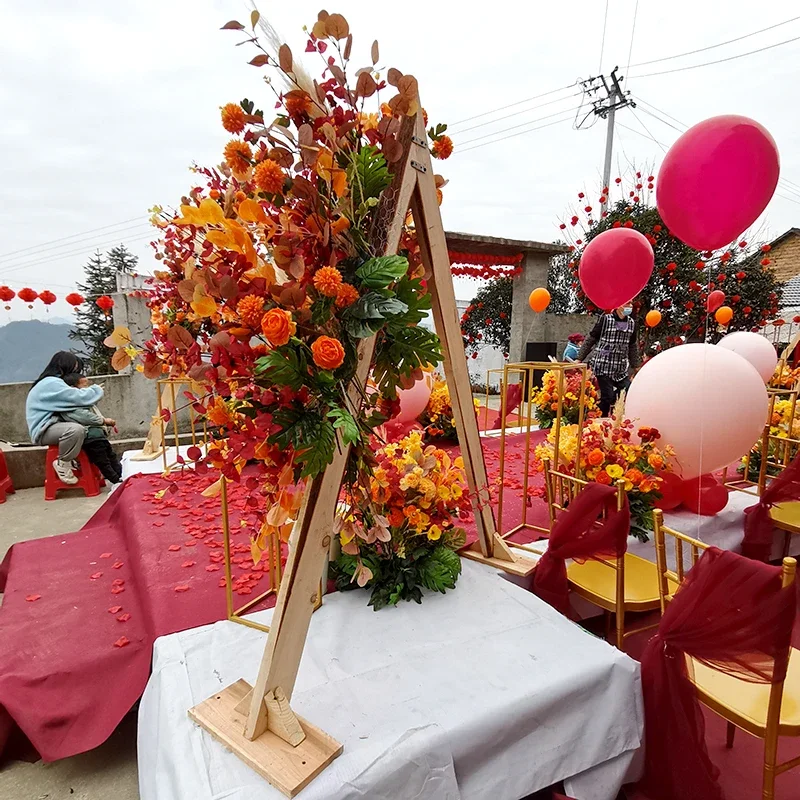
[657, 115, 779, 251]
[717, 331, 778, 383]
[394, 372, 433, 423]
[579, 228, 654, 310]
[625, 344, 767, 480]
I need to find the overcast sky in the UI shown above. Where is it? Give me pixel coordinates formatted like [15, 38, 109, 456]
[1, 0, 799, 323]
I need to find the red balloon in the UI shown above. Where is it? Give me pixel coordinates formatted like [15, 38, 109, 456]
[657, 116, 779, 251]
[654, 471, 684, 511]
[578, 228, 654, 310]
[706, 290, 725, 313]
[681, 474, 729, 516]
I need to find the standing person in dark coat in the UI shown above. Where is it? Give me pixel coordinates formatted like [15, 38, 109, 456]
[576, 304, 640, 416]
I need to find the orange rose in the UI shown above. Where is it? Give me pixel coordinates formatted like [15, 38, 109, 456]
[587, 448, 604, 466]
[595, 470, 611, 486]
[311, 335, 345, 370]
[260, 308, 296, 346]
[647, 453, 664, 470]
[624, 468, 644, 486]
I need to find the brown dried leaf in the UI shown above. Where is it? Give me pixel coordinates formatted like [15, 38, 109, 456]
[290, 175, 318, 203]
[250, 9, 260, 29]
[387, 67, 403, 87]
[278, 43, 293, 73]
[300, 144, 320, 168]
[219, 276, 238, 300]
[313, 80, 327, 105]
[177, 280, 196, 303]
[280, 284, 307, 308]
[382, 135, 402, 163]
[324, 13, 349, 40]
[221, 20, 245, 30]
[249, 54, 269, 67]
[377, 115, 392, 137]
[298, 124, 313, 148]
[371, 40, 379, 65]
[312, 19, 328, 39]
[343, 33, 353, 60]
[111, 349, 131, 371]
[434, 174, 448, 188]
[355, 71, 377, 98]
[317, 9, 329, 21]
[187, 363, 213, 382]
[143, 358, 163, 380]
[103, 326, 131, 348]
[288, 255, 306, 279]
[167, 325, 195, 351]
[330, 64, 346, 86]
[209, 331, 232, 348]
[268, 147, 294, 168]
[397, 74, 419, 100]
[320, 122, 337, 143]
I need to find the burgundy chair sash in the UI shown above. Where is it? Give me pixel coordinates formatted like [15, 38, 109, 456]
[532, 482, 630, 618]
[490, 382, 523, 430]
[743, 452, 800, 562]
[640, 547, 796, 800]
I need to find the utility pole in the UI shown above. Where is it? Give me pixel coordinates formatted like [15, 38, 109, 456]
[578, 67, 635, 215]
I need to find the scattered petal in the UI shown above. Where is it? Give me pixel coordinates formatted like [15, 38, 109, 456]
[181, 560, 196, 568]
[206, 564, 221, 572]
[108, 606, 123, 614]
[117, 613, 131, 622]
[111, 586, 125, 595]
[25, 594, 41, 602]
[112, 579, 125, 586]
[90, 572, 103, 580]
[113, 637, 130, 648]
[112, 561, 124, 569]
[174, 584, 190, 593]
[168, 545, 181, 552]
[99, 553, 112, 559]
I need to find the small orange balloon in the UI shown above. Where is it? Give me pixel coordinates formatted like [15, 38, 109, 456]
[528, 287, 551, 313]
[645, 310, 662, 328]
[715, 305, 733, 325]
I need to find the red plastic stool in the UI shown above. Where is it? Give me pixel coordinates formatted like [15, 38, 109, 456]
[0, 450, 14, 504]
[44, 446, 104, 501]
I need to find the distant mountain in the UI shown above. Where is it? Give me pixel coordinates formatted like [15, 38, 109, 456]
[0, 321, 81, 383]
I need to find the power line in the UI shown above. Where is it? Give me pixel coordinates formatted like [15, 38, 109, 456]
[448, 82, 579, 129]
[635, 103, 685, 133]
[630, 15, 800, 68]
[625, 0, 639, 76]
[630, 108, 666, 153]
[0, 216, 148, 262]
[458, 113, 576, 154]
[598, 0, 609, 72]
[457, 104, 583, 147]
[0, 221, 152, 269]
[629, 34, 800, 79]
[616, 121, 668, 149]
[454, 91, 582, 135]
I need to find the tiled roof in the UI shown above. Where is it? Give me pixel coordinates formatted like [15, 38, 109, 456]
[783, 274, 800, 308]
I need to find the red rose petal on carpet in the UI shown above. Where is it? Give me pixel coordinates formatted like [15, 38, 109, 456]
[117, 613, 131, 622]
[112, 561, 123, 569]
[205, 565, 220, 572]
[112, 579, 124, 586]
[25, 595, 41, 602]
[174, 585, 190, 593]
[168, 545, 180, 552]
[110, 586, 124, 594]
[90, 572, 102, 579]
[113, 637, 129, 648]
[99, 553, 112, 559]
[181, 561, 196, 568]
[108, 606, 122, 614]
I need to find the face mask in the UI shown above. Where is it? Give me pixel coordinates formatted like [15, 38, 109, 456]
[623, 307, 633, 317]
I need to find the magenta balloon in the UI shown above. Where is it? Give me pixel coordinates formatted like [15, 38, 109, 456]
[656, 115, 779, 251]
[578, 228, 654, 310]
[625, 343, 767, 480]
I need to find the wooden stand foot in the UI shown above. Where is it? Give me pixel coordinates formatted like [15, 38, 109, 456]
[189, 679, 342, 798]
[461, 538, 539, 577]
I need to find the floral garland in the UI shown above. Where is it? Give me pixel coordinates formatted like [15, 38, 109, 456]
[530, 369, 600, 429]
[330, 430, 470, 609]
[112, 10, 462, 577]
[534, 419, 673, 540]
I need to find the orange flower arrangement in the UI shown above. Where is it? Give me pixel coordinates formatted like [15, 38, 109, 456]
[313, 266, 343, 298]
[237, 294, 265, 329]
[220, 102, 246, 134]
[311, 336, 345, 370]
[335, 283, 359, 308]
[432, 135, 453, 160]
[261, 308, 296, 346]
[254, 159, 285, 194]
[224, 140, 253, 177]
[284, 89, 313, 118]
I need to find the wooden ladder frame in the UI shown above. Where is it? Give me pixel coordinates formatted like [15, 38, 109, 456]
[188, 104, 536, 797]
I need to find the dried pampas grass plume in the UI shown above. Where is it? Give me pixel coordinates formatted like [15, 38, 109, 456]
[248, 2, 327, 117]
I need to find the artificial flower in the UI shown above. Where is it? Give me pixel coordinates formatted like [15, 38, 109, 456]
[311, 335, 345, 370]
[254, 159, 286, 194]
[221, 102, 246, 134]
[224, 140, 253, 178]
[260, 308, 296, 346]
[313, 266, 343, 298]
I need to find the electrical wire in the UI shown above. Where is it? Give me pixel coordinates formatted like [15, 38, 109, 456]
[456, 104, 583, 147]
[625, 0, 639, 77]
[458, 113, 576, 154]
[598, 0, 609, 72]
[628, 34, 800, 79]
[630, 108, 667, 153]
[448, 82, 579, 129]
[454, 91, 582, 135]
[0, 216, 148, 262]
[629, 15, 800, 68]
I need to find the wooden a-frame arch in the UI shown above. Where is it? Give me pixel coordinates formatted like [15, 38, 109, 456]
[188, 104, 537, 797]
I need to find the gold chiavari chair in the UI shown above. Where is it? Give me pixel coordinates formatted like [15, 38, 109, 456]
[758, 425, 800, 559]
[653, 509, 800, 800]
[543, 460, 666, 650]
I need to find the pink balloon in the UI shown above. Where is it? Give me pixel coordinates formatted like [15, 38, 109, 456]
[625, 343, 768, 480]
[578, 228, 654, 310]
[656, 115, 779, 251]
[716, 331, 778, 383]
[394, 373, 433, 423]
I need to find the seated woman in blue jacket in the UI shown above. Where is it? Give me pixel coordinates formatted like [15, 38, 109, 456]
[26, 351, 104, 485]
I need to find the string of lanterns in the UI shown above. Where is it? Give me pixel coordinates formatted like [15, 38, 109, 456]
[449, 250, 524, 280]
[0, 286, 114, 314]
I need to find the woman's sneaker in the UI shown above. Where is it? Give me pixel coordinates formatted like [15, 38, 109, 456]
[54, 460, 78, 485]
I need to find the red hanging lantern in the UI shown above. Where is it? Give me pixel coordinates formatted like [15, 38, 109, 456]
[17, 287, 38, 308]
[96, 295, 114, 312]
[39, 290, 57, 306]
[65, 292, 85, 307]
[0, 285, 15, 311]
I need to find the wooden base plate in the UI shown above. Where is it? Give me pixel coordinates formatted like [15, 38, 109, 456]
[461, 544, 538, 577]
[188, 679, 343, 798]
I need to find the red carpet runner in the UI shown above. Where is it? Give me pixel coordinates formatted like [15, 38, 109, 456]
[0, 432, 546, 761]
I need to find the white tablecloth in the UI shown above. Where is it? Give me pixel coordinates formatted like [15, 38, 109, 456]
[120, 445, 198, 481]
[138, 561, 643, 800]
